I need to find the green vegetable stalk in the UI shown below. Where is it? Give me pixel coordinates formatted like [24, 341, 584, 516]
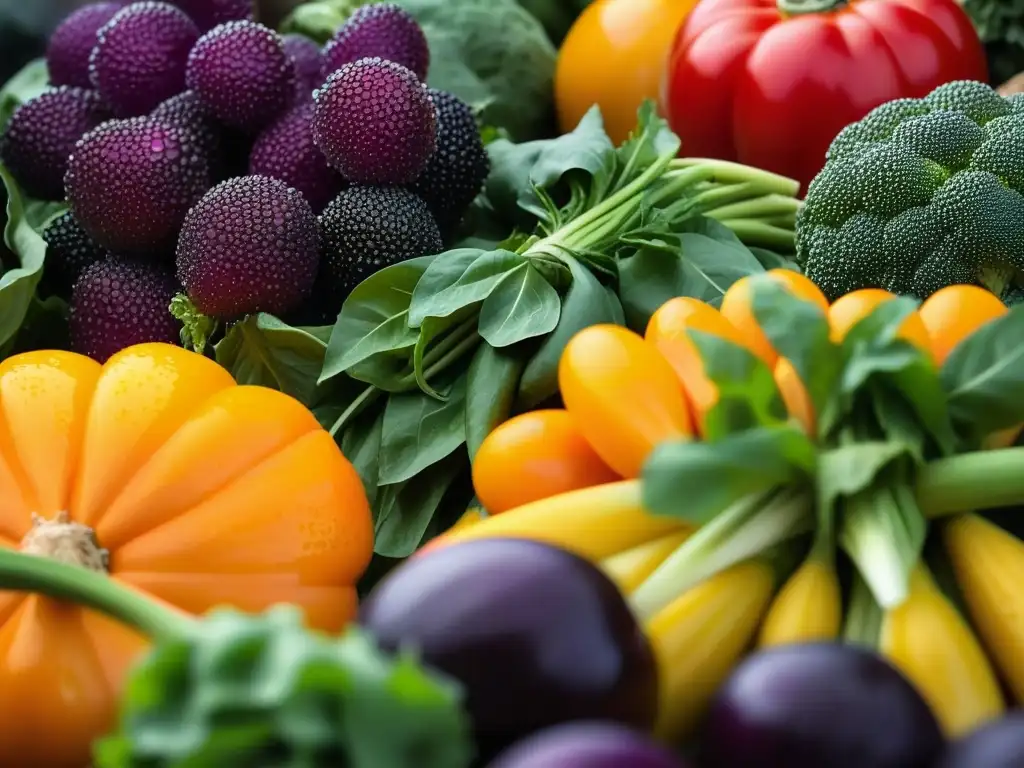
[0, 545, 472, 767]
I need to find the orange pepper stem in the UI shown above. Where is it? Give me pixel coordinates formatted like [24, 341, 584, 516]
[918, 446, 1024, 517]
[0, 548, 195, 642]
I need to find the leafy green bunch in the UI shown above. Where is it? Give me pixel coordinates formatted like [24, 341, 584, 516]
[316, 103, 802, 560]
[634, 275, 1024, 617]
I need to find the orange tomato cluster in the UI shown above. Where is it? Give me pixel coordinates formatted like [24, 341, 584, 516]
[472, 275, 1013, 515]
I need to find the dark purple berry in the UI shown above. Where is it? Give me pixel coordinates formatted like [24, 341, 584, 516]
[168, 0, 252, 32]
[249, 102, 344, 213]
[0, 87, 112, 200]
[70, 255, 181, 362]
[411, 89, 490, 239]
[41, 211, 107, 299]
[318, 185, 442, 307]
[150, 90, 223, 170]
[282, 33, 323, 103]
[89, 2, 200, 117]
[186, 20, 296, 131]
[46, 2, 124, 89]
[176, 175, 320, 319]
[321, 3, 429, 82]
[312, 57, 436, 185]
[65, 116, 212, 254]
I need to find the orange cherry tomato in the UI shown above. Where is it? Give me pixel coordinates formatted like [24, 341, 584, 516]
[918, 285, 1019, 447]
[644, 296, 755, 436]
[918, 284, 1008, 367]
[472, 409, 620, 514]
[719, 270, 830, 369]
[828, 288, 933, 360]
[555, 0, 700, 145]
[775, 357, 815, 436]
[0, 343, 374, 767]
[559, 324, 693, 478]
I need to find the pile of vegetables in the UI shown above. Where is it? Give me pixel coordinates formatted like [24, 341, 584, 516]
[434, 269, 1024, 751]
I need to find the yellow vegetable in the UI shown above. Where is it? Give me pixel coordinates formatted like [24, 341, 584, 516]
[880, 563, 1004, 736]
[602, 530, 693, 596]
[435, 480, 688, 561]
[758, 553, 842, 648]
[945, 514, 1024, 702]
[647, 559, 775, 742]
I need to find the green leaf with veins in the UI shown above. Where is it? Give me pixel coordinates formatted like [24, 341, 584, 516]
[378, 373, 469, 485]
[642, 424, 817, 524]
[340, 408, 385, 510]
[465, 342, 526, 459]
[409, 249, 524, 326]
[478, 262, 561, 347]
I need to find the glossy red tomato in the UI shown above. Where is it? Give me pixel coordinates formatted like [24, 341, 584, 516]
[661, 0, 988, 191]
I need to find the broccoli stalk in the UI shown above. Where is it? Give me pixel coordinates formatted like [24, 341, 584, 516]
[796, 79, 1024, 303]
[0, 543, 472, 766]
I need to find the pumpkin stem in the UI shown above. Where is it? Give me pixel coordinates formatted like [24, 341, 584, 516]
[20, 512, 109, 573]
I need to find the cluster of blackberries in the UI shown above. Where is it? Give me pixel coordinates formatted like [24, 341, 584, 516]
[0, 1, 489, 361]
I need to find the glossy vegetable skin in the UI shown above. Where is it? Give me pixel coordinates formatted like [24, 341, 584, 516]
[702, 643, 945, 768]
[0, 343, 374, 767]
[555, 0, 700, 144]
[935, 712, 1024, 768]
[661, 0, 988, 191]
[360, 537, 659, 760]
[488, 721, 688, 768]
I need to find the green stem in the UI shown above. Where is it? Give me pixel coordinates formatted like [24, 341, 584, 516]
[704, 194, 803, 222]
[716, 220, 797, 251]
[777, 0, 846, 16]
[692, 181, 767, 210]
[0, 549, 194, 642]
[842, 572, 882, 647]
[917, 446, 1024, 517]
[329, 384, 381, 437]
[669, 158, 802, 198]
[630, 486, 813, 621]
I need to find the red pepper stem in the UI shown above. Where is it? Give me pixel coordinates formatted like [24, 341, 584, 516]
[777, 0, 846, 15]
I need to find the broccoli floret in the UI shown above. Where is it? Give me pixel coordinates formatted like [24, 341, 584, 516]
[797, 80, 1024, 302]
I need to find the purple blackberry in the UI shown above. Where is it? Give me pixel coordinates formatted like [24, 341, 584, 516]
[317, 185, 442, 306]
[0, 87, 111, 200]
[176, 175, 320, 318]
[321, 4, 429, 82]
[65, 116, 212, 254]
[186, 20, 296, 132]
[150, 90, 221, 162]
[248, 102, 344, 213]
[70, 255, 182, 362]
[46, 2, 124, 88]
[312, 57, 436, 185]
[411, 89, 490, 239]
[41, 211, 107, 299]
[282, 33, 323, 102]
[89, 2, 200, 117]
[168, 0, 252, 32]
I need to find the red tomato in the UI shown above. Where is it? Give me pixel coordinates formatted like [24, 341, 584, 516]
[661, 0, 988, 191]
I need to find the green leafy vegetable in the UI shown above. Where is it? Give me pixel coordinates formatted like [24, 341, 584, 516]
[0, 163, 50, 356]
[0, 59, 49, 131]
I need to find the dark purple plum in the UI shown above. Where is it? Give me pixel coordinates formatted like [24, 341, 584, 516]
[89, 2, 200, 117]
[65, 116, 212, 254]
[312, 57, 436, 185]
[410, 88, 490, 239]
[168, 0, 252, 32]
[248, 102, 344, 212]
[70, 255, 181, 362]
[176, 175, 319, 318]
[701, 643, 945, 768]
[46, 2, 124, 88]
[488, 722, 688, 768]
[282, 33, 323, 102]
[359, 538, 659, 760]
[186, 20, 296, 131]
[321, 3, 429, 82]
[41, 211, 107, 299]
[934, 712, 1024, 768]
[0, 87, 111, 200]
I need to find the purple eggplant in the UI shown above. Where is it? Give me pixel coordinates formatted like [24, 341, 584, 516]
[935, 712, 1024, 768]
[701, 643, 945, 768]
[359, 538, 658, 759]
[487, 721, 687, 768]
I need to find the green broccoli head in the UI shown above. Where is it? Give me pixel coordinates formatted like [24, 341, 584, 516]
[796, 80, 1024, 303]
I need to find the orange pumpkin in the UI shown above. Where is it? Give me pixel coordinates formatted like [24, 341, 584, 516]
[0, 343, 374, 767]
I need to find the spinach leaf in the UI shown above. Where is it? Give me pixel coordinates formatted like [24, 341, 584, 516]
[0, 163, 47, 356]
[409, 249, 524, 325]
[465, 342, 526, 459]
[215, 314, 332, 406]
[374, 452, 466, 557]
[477, 262, 561, 347]
[0, 59, 49, 131]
